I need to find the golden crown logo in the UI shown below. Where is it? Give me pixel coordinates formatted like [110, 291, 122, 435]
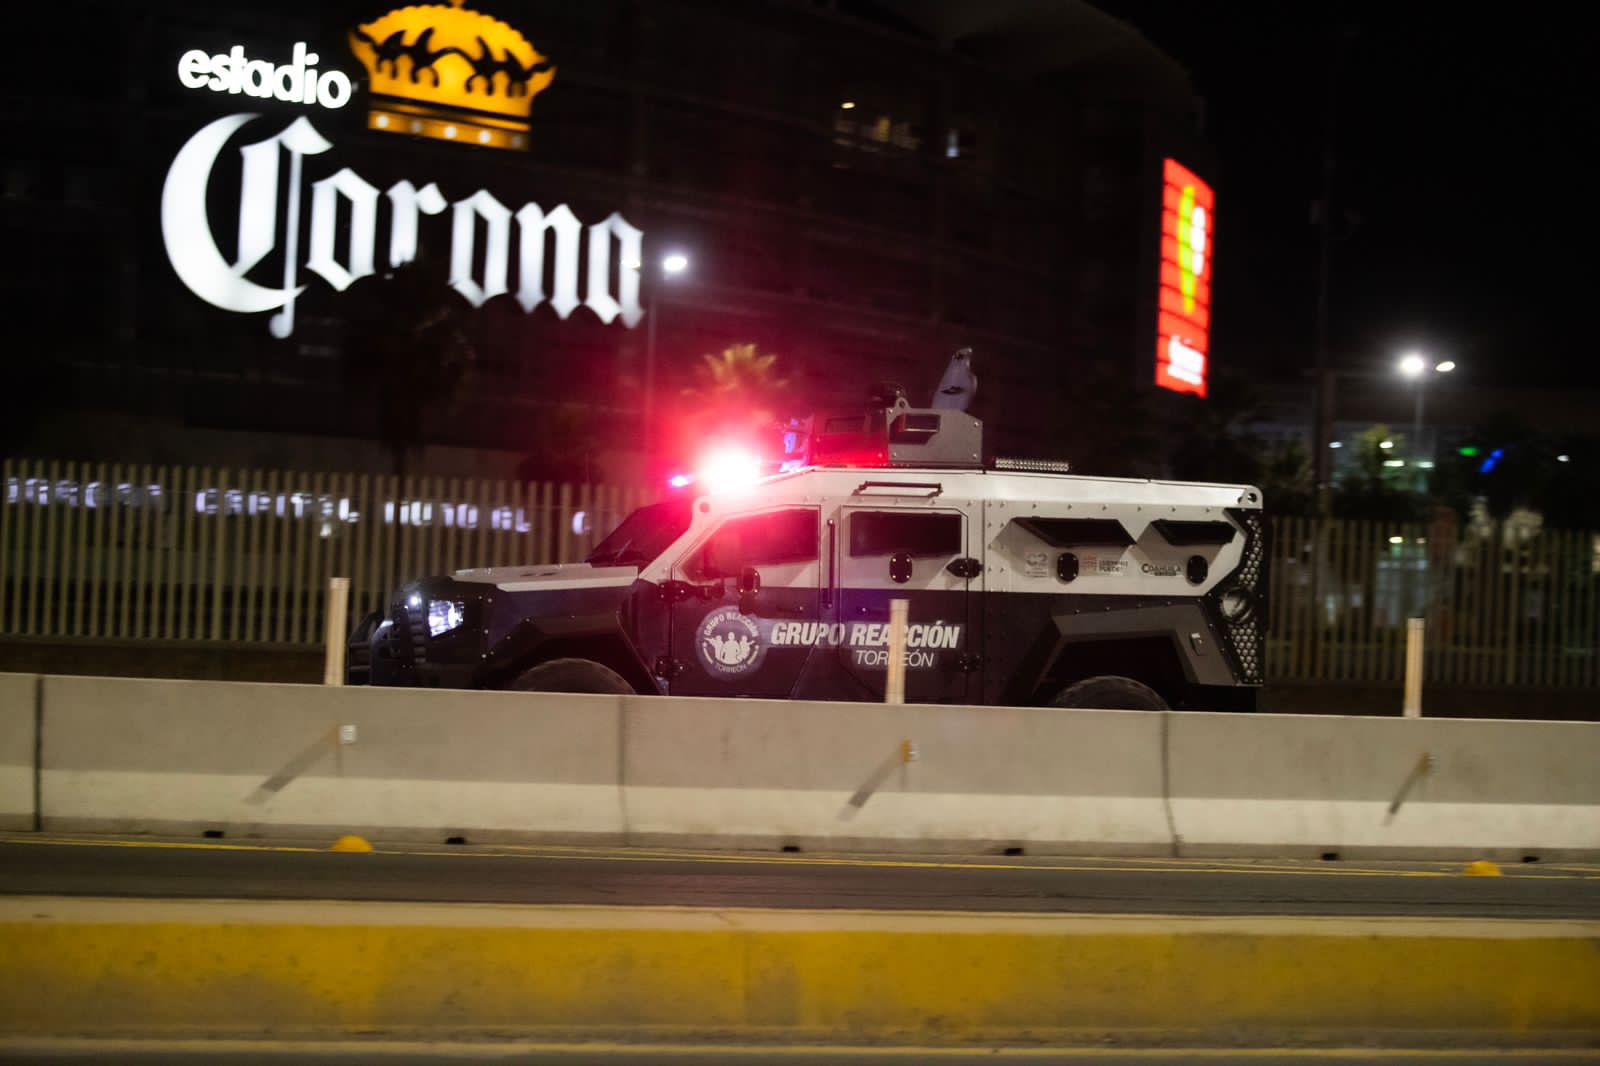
[349, 0, 555, 150]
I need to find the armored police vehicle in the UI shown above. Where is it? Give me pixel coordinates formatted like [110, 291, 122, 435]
[351, 387, 1266, 711]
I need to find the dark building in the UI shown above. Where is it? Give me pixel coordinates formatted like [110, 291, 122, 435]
[2, 0, 1209, 483]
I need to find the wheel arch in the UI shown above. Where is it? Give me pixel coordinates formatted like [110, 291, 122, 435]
[488, 631, 657, 695]
[1034, 634, 1190, 708]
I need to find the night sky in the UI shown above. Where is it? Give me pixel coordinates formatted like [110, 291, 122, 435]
[1094, 2, 1592, 390]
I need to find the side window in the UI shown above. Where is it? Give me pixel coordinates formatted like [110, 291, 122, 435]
[687, 508, 818, 579]
[850, 511, 962, 558]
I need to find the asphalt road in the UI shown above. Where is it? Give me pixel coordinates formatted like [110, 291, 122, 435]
[1, 835, 1595, 918]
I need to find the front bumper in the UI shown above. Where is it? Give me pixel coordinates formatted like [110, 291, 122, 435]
[352, 580, 488, 688]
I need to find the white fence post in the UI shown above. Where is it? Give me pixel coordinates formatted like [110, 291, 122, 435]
[885, 598, 908, 705]
[1402, 616, 1425, 718]
[324, 576, 350, 686]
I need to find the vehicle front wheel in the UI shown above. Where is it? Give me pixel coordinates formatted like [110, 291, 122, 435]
[1051, 675, 1168, 711]
[510, 657, 636, 694]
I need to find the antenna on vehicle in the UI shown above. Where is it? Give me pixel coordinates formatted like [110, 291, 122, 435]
[931, 347, 976, 411]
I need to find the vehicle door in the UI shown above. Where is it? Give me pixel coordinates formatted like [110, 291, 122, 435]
[831, 503, 979, 703]
[666, 506, 822, 698]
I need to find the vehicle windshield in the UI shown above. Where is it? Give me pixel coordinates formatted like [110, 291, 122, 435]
[585, 499, 693, 567]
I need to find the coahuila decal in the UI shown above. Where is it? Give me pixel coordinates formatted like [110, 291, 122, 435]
[161, 114, 644, 338]
[177, 42, 353, 110]
[698, 607, 765, 677]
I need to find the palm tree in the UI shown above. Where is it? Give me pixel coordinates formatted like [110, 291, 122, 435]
[679, 343, 791, 436]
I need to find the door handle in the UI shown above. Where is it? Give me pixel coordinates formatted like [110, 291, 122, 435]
[775, 604, 809, 615]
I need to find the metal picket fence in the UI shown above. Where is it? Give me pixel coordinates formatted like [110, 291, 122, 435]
[1267, 515, 1600, 688]
[4, 457, 1598, 687]
[1, 459, 651, 647]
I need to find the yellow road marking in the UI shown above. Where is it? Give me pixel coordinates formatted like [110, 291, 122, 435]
[444, 840, 1470, 878]
[437, 845, 1599, 881]
[0, 835, 323, 854]
[469, 841, 1600, 879]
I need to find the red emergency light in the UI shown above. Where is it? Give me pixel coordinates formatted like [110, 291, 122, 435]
[664, 399, 987, 493]
[1155, 159, 1213, 398]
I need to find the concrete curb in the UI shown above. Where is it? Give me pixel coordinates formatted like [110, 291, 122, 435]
[2, 899, 1596, 1045]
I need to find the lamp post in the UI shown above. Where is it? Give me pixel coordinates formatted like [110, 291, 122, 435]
[1397, 351, 1455, 481]
[643, 252, 689, 462]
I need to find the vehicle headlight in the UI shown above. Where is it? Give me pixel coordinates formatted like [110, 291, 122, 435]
[1219, 587, 1252, 623]
[428, 599, 466, 638]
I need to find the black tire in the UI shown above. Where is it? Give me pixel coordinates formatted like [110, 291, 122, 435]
[510, 657, 636, 694]
[1051, 675, 1168, 711]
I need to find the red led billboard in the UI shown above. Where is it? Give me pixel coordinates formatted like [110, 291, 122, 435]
[1155, 159, 1213, 397]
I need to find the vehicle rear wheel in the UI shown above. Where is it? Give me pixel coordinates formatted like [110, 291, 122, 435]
[510, 657, 635, 694]
[1051, 675, 1168, 711]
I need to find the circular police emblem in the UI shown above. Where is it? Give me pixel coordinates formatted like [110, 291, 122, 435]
[697, 606, 765, 676]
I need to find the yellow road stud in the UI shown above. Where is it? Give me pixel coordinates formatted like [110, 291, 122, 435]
[329, 835, 374, 853]
[1463, 859, 1501, 877]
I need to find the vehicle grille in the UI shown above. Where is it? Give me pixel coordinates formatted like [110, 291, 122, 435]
[1222, 509, 1267, 684]
[393, 597, 428, 667]
[345, 611, 378, 684]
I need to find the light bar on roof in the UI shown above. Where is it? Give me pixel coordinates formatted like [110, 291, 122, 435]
[993, 457, 1073, 473]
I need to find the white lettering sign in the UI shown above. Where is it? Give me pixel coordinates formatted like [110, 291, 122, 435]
[767, 620, 963, 650]
[177, 43, 352, 110]
[161, 114, 646, 337]
[1166, 335, 1206, 386]
[5, 477, 536, 533]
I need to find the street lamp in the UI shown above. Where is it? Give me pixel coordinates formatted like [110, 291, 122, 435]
[644, 252, 690, 461]
[1396, 351, 1454, 476]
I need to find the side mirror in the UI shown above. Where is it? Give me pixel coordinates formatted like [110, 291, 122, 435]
[738, 566, 761, 613]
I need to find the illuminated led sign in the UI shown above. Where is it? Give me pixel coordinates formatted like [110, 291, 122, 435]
[1155, 158, 1213, 397]
[160, 5, 642, 338]
[349, 2, 555, 151]
[161, 114, 644, 337]
[177, 42, 352, 110]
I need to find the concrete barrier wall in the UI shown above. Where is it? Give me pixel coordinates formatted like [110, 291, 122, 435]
[39, 676, 624, 841]
[24, 676, 1600, 857]
[0, 673, 38, 831]
[1168, 712, 1600, 859]
[622, 697, 1168, 852]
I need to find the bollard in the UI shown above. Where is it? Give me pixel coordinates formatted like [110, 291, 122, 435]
[885, 598, 908, 705]
[324, 576, 351, 687]
[1402, 616, 1424, 718]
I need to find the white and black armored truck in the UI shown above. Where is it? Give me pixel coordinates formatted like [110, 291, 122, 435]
[352, 390, 1267, 711]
